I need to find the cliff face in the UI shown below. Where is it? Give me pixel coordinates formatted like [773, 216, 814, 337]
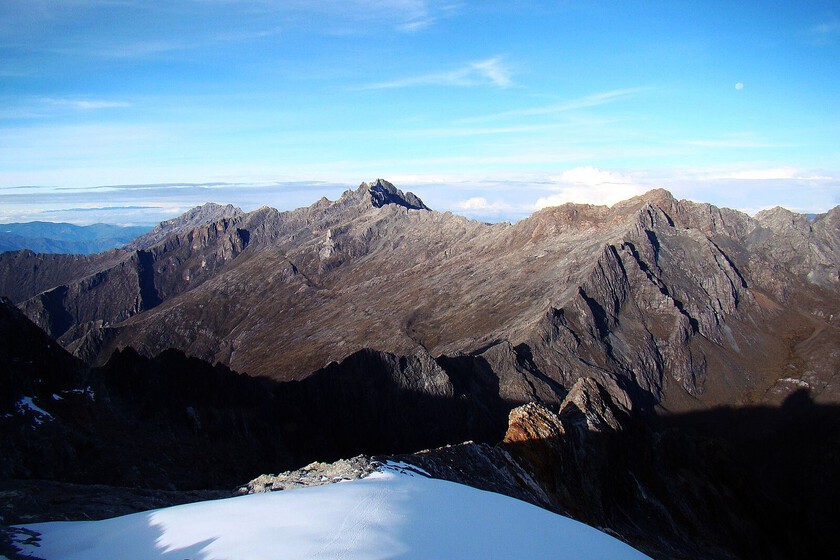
[1, 183, 838, 416]
[496, 378, 839, 560]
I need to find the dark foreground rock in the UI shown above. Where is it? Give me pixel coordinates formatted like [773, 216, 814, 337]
[233, 379, 839, 560]
[0, 296, 530, 491]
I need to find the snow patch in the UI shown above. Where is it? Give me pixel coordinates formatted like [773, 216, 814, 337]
[14, 471, 650, 559]
[15, 397, 53, 425]
[63, 386, 96, 401]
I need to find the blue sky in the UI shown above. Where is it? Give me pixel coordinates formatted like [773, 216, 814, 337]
[1, 0, 838, 224]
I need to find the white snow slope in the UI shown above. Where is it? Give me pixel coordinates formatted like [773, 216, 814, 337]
[13, 468, 650, 559]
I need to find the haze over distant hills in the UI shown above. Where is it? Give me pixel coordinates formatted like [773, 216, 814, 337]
[0, 221, 151, 255]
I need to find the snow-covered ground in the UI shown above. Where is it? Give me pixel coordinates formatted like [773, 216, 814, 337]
[13, 467, 650, 559]
[14, 397, 53, 425]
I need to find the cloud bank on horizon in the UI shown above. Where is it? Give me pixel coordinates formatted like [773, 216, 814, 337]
[0, 0, 837, 224]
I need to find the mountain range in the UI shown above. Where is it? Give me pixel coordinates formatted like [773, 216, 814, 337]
[3, 180, 837, 411]
[1, 180, 838, 559]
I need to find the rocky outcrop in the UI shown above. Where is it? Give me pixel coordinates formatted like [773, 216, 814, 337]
[241, 455, 380, 494]
[126, 202, 243, 250]
[0, 250, 124, 304]
[501, 380, 631, 531]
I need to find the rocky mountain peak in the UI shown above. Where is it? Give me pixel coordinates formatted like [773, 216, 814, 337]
[360, 178, 430, 211]
[638, 188, 676, 206]
[609, 188, 677, 216]
[127, 202, 244, 250]
[754, 205, 810, 230]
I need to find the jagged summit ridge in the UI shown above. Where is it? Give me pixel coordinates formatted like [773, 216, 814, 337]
[127, 202, 243, 250]
[362, 178, 430, 211]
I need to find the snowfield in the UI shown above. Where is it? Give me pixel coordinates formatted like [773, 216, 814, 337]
[14, 468, 650, 559]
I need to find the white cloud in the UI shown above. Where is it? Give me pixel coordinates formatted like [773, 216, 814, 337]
[735, 82, 744, 90]
[468, 58, 512, 87]
[451, 195, 525, 221]
[534, 167, 649, 209]
[458, 197, 491, 210]
[455, 197, 513, 213]
[554, 166, 632, 186]
[69, 39, 195, 59]
[361, 56, 513, 89]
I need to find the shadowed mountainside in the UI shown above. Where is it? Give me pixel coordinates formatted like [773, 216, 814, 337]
[1, 293, 839, 559]
[0, 297, 520, 490]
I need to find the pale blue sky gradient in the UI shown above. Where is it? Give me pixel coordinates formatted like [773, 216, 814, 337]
[1, 0, 838, 224]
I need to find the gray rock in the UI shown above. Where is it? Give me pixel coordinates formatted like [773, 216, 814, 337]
[239, 455, 379, 494]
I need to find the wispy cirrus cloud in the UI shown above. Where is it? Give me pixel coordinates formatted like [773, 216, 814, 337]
[0, 97, 132, 121]
[680, 138, 793, 149]
[40, 97, 131, 110]
[42, 38, 194, 60]
[295, 0, 460, 33]
[807, 20, 840, 45]
[361, 56, 513, 89]
[709, 167, 799, 180]
[458, 87, 650, 123]
[193, 0, 457, 33]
